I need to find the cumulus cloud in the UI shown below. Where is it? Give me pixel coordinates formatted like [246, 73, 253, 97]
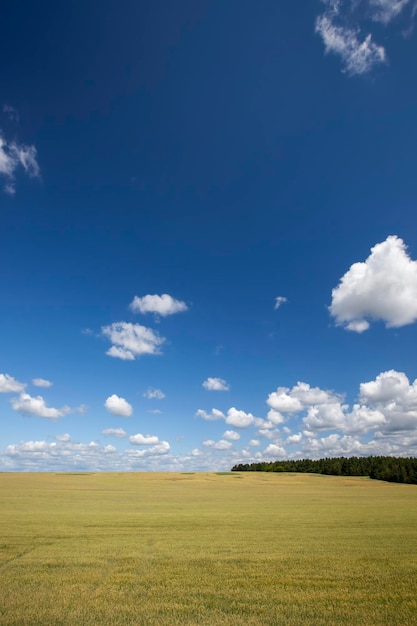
[0, 130, 40, 194]
[32, 378, 53, 388]
[129, 294, 188, 316]
[129, 433, 161, 445]
[104, 394, 133, 417]
[196, 408, 225, 421]
[203, 439, 233, 450]
[263, 443, 287, 457]
[101, 428, 127, 438]
[10, 393, 73, 420]
[126, 440, 170, 457]
[223, 430, 240, 441]
[359, 370, 417, 432]
[102, 322, 165, 360]
[2, 437, 117, 471]
[196, 406, 259, 428]
[143, 387, 165, 399]
[274, 296, 287, 310]
[225, 407, 256, 428]
[0, 373, 26, 393]
[202, 377, 230, 391]
[330, 236, 417, 332]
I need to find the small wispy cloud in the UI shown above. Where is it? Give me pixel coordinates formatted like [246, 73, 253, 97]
[101, 428, 128, 438]
[32, 378, 53, 388]
[143, 387, 165, 399]
[315, 0, 415, 75]
[0, 116, 40, 195]
[274, 296, 287, 310]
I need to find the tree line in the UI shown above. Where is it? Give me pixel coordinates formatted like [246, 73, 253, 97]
[231, 456, 417, 484]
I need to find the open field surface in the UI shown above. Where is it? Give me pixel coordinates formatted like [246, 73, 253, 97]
[1, 472, 417, 625]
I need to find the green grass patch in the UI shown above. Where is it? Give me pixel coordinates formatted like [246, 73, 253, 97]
[1, 472, 417, 625]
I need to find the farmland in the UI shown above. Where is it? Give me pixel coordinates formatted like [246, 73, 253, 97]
[1, 472, 417, 625]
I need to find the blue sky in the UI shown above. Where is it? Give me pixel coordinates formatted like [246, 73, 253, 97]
[1, 0, 417, 471]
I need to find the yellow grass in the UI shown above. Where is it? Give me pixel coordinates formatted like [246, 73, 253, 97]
[1, 471, 417, 625]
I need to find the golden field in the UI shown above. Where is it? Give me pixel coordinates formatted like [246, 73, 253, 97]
[1, 471, 416, 625]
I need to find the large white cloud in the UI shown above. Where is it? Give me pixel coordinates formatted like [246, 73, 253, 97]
[0, 130, 40, 195]
[202, 377, 230, 391]
[104, 394, 133, 417]
[0, 373, 26, 393]
[359, 370, 417, 432]
[129, 294, 188, 316]
[329, 236, 417, 332]
[102, 322, 165, 360]
[10, 393, 72, 420]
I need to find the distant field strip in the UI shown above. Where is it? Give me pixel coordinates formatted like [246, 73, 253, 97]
[1, 472, 417, 625]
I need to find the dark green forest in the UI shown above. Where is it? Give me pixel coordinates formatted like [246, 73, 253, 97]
[231, 456, 417, 484]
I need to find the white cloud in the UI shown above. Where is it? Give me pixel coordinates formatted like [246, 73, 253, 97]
[202, 377, 230, 391]
[359, 370, 417, 432]
[196, 408, 225, 421]
[203, 439, 233, 450]
[263, 443, 287, 457]
[330, 236, 417, 331]
[102, 322, 165, 360]
[55, 433, 71, 442]
[315, 0, 388, 75]
[0, 373, 26, 393]
[10, 393, 72, 420]
[267, 389, 303, 413]
[101, 428, 127, 438]
[143, 387, 165, 399]
[369, 0, 411, 23]
[32, 378, 53, 388]
[249, 439, 261, 446]
[316, 14, 386, 75]
[266, 409, 285, 425]
[129, 294, 188, 316]
[3, 437, 117, 471]
[274, 296, 287, 310]
[104, 394, 133, 417]
[0, 131, 40, 194]
[223, 430, 240, 441]
[196, 406, 258, 428]
[126, 440, 170, 457]
[129, 433, 160, 445]
[359, 369, 411, 403]
[287, 433, 303, 444]
[225, 407, 256, 428]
